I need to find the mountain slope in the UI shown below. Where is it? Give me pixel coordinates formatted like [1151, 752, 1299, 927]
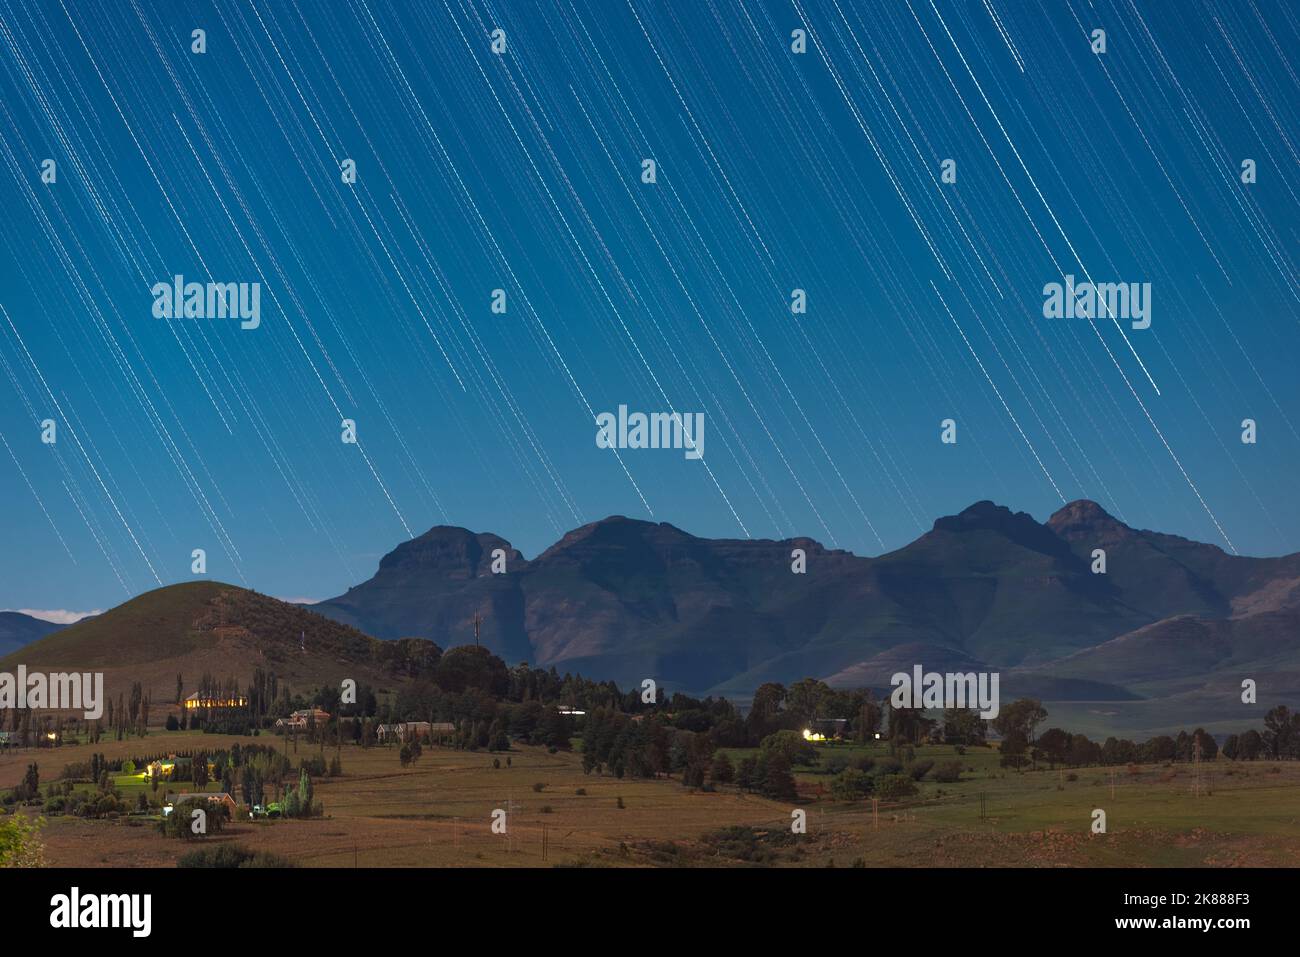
[317, 526, 530, 661]
[1, 582, 437, 705]
[0, 611, 64, 657]
[312, 500, 1300, 701]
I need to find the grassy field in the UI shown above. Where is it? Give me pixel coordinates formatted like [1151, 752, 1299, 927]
[4, 733, 1300, 867]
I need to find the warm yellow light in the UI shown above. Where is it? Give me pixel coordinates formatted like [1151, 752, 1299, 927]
[184, 695, 248, 710]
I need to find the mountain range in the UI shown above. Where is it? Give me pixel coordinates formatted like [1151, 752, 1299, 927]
[311, 500, 1300, 723]
[8, 499, 1298, 737]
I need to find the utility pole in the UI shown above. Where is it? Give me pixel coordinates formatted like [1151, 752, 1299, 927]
[472, 610, 482, 647]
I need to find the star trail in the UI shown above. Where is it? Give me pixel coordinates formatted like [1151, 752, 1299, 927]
[0, 0, 1296, 614]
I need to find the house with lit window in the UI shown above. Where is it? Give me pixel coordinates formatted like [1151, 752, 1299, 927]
[184, 692, 248, 711]
[145, 755, 219, 780]
[802, 718, 849, 742]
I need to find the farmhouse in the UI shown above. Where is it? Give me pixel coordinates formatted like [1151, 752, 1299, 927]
[145, 754, 220, 780]
[275, 708, 330, 730]
[183, 692, 248, 711]
[802, 718, 849, 742]
[165, 792, 237, 817]
[144, 760, 175, 780]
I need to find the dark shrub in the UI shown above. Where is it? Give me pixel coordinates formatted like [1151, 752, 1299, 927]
[876, 774, 919, 802]
[932, 760, 962, 783]
[178, 844, 294, 868]
[907, 759, 935, 781]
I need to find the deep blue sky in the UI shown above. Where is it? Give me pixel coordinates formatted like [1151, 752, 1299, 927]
[0, 0, 1297, 619]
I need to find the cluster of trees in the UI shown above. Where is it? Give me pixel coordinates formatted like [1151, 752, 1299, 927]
[992, 698, 1223, 770]
[1225, 706, 1300, 760]
[370, 658, 886, 758]
[378, 672, 575, 753]
[571, 711, 953, 805]
[2, 738, 326, 826]
[746, 680, 883, 745]
[734, 750, 798, 801]
[981, 700, 1300, 770]
[578, 706, 763, 790]
[158, 797, 227, 840]
[239, 748, 295, 807]
[1031, 727, 1221, 769]
[166, 647, 605, 753]
[299, 752, 343, 778]
[730, 730, 834, 800]
[278, 769, 316, 819]
[169, 654, 880, 764]
[580, 708, 672, 779]
[36, 758, 135, 819]
[0, 682, 154, 748]
[171, 668, 295, 734]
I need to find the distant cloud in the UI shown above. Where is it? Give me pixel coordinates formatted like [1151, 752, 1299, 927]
[8, 608, 101, 625]
[278, 597, 319, 606]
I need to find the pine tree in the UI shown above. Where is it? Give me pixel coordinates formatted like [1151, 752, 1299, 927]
[762, 753, 797, 801]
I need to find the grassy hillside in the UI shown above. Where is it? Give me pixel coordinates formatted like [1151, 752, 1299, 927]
[0, 582, 435, 708]
[0, 582, 229, 669]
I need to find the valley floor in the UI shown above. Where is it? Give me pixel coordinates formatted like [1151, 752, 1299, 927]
[4, 733, 1300, 867]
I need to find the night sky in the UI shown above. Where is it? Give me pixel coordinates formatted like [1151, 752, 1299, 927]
[1, 0, 1296, 618]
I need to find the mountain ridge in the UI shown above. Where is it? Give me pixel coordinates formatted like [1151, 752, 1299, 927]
[10, 499, 1299, 737]
[310, 499, 1300, 702]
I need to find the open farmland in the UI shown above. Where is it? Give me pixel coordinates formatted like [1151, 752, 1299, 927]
[4, 732, 1300, 867]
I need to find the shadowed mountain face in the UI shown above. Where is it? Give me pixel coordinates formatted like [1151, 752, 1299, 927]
[312, 501, 1300, 700]
[0, 611, 64, 657]
[317, 526, 530, 662]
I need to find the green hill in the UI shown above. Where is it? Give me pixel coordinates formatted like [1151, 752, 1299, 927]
[1, 582, 437, 706]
